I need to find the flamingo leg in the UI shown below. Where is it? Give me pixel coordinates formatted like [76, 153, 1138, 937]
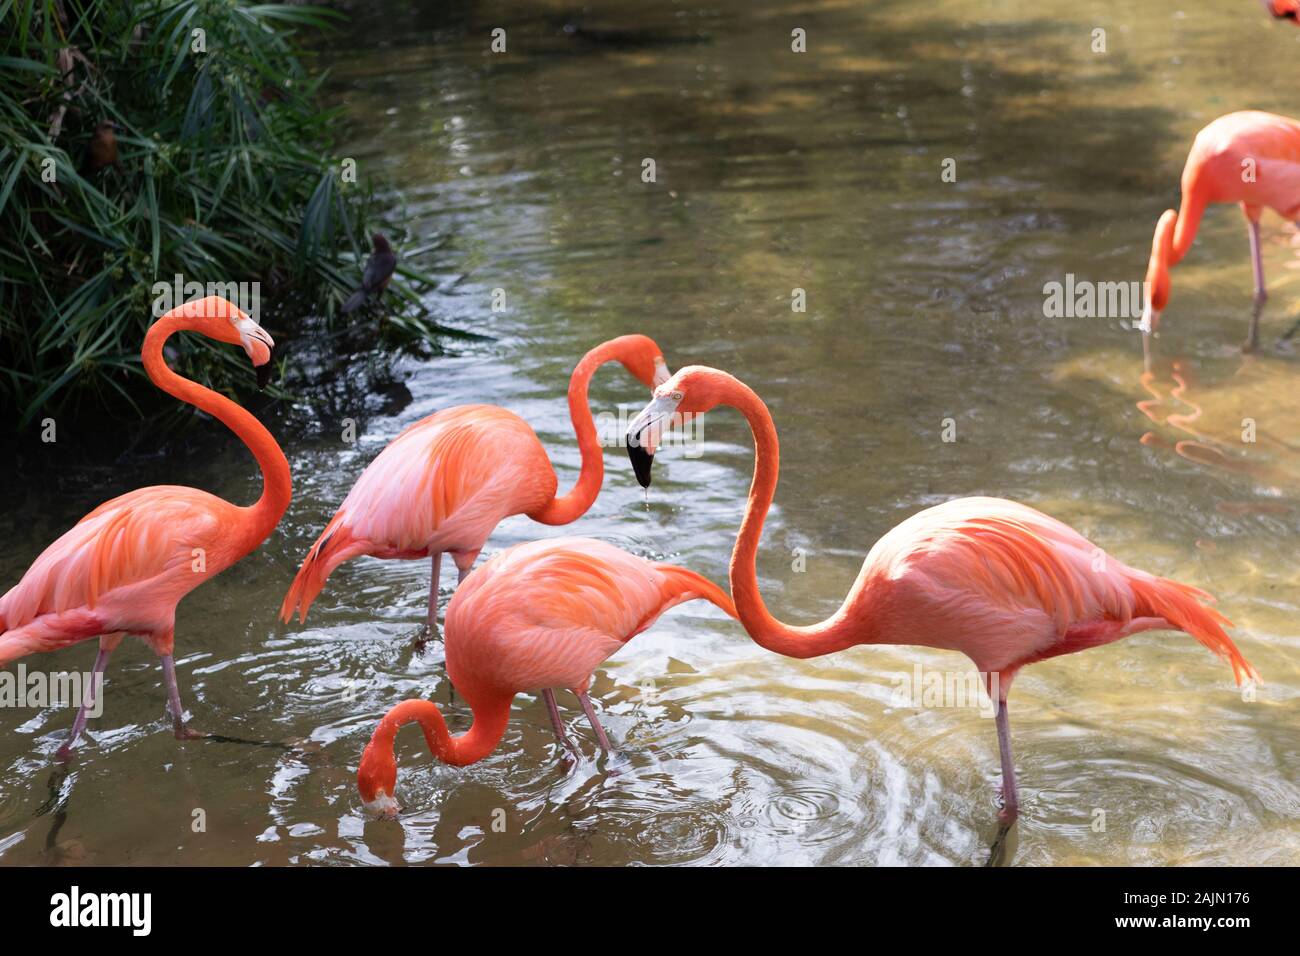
[160, 654, 203, 740]
[427, 551, 442, 631]
[542, 689, 579, 756]
[55, 644, 113, 760]
[994, 697, 1019, 823]
[1247, 218, 1266, 351]
[577, 691, 613, 752]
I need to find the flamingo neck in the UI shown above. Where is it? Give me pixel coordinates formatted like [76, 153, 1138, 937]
[371, 695, 511, 770]
[530, 339, 629, 526]
[141, 313, 292, 549]
[1170, 179, 1207, 265]
[724, 378, 866, 659]
[1146, 184, 1206, 314]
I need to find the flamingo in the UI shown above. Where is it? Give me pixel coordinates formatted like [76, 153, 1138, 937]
[278, 334, 669, 643]
[625, 366, 1258, 823]
[1141, 110, 1300, 352]
[1265, 0, 1299, 24]
[0, 296, 290, 757]
[355, 536, 736, 813]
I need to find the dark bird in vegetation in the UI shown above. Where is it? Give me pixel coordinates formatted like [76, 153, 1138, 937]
[341, 233, 397, 313]
[556, 19, 706, 49]
[85, 120, 118, 173]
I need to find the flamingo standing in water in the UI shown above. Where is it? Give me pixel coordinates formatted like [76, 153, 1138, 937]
[0, 296, 290, 757]
[280, 334, 669, 732]
[626, 367, 1258, 823]
[1142, 110, 1300, 352]
[356, 537, 735, 813]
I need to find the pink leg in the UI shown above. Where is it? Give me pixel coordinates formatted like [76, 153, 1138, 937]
[1247, 218, 1266, 351]
[577, 691, 613, 752]
[427, 551, 442, 631]
[543, 689, 579, 757]
[161, 654, 203, 740]
[55, 644, 113, 761]
[994, 697, 1019, 823]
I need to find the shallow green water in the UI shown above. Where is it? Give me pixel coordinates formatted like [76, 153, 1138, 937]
[1, 0, 1298, 866]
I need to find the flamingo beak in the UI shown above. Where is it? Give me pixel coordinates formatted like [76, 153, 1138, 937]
[235, 317, 277, 389]
[255, 344, 278, 390]
[626, 435, 654, 488]
[1138, 302, 1160, 336]
[625, 394, 680, 488]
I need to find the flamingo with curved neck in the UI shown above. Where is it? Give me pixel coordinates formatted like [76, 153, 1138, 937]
[356, 536, 736, 812]
[0, 296, 290, 758]
[627, 366, 1257, 823]
[279, 335, 670, 736]
[1142, 110, 1300, 352]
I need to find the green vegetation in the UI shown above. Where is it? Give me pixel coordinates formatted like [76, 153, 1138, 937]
[0, 0, 453, 429]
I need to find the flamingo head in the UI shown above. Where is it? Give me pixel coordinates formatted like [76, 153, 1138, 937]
[1265, 0, 1299, 22]
[625, 365, 732, 487]
[174, 295, 277, 388]
[1140, 210, 1176, 335]
[357, 739, 401, 818]
[611, 334, 671, 389]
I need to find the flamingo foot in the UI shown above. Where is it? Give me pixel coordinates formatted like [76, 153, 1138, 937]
[986, 818, 1019, 867]
[174, 724, 207, 741]
[159, 653, 206, 743]
[54, 644, 114, 761]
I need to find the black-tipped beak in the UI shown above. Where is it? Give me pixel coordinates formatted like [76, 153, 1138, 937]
[626, 434, 654, 488]
[256, 345, 278, 390]
[625, 394, 681, 489]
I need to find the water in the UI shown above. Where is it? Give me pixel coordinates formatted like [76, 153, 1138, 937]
[1, 0, 1298, 866]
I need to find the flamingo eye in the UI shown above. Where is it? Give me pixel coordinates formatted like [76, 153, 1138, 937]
[671, 391, 684, 402]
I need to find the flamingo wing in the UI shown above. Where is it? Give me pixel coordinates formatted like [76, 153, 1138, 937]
[1188, 111, 1300, 215]
[336, 406, 554, 552]
[445, 537, 730, 694]
[863, 497, 1255, 682]
[0, 486, 231, 656]
[280, 405, 556, 621]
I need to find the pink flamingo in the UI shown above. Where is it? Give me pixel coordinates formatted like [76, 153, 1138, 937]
[626, 367, 1258, 823]
[280, 335, 669, 727]
[355, 536, 735, 813]
[1142, 110, 1300, 352]
[1265, 0, 1299, 24]
[0, 297, 290, 757]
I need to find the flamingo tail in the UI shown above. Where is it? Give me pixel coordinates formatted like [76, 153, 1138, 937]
[0, 611, 102, 666]
[279, 524, 370, 624]
[1127, 574, 1259, 684]
[656, 564, 738, 619]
